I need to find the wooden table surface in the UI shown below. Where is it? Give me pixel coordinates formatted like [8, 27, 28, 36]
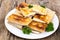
[0, 0, 60, 40]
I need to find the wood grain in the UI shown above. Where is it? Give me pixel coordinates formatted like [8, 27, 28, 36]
[0, 0, 25, 40]
[0, 0, 60, 40]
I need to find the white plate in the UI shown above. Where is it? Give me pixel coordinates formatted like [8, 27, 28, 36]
[5, 8, 59, 39]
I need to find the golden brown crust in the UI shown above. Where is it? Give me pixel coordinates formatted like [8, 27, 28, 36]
[8, 14, 32, 25]
[19, 2, 28, 8]
[29, 21, 47, 32]
[16, 2, 28, 11]
[33, 13, 54, 24]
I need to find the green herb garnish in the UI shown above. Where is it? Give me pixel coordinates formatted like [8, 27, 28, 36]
[46, 22, 54, 32]
[28, 5, 33, 8]
[22, 26, 32, 34]
[40, 5, 45, 8]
